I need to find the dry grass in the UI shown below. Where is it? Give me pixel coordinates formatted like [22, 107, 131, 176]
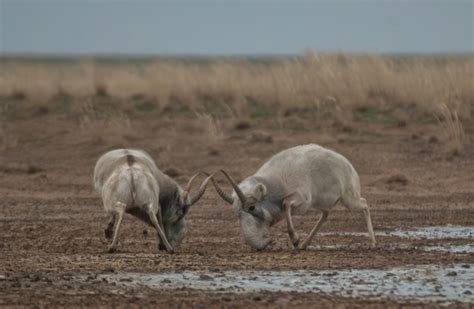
[195, 112, 224, 147]
[435, 101, 466, 154]
[1, 52, 472, 118]
[1, 53, 473, 153]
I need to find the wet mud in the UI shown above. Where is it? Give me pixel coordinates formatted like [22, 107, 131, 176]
[1, 117, 474, 307]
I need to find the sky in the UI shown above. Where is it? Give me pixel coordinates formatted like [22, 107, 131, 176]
[0, 0, 473, 56]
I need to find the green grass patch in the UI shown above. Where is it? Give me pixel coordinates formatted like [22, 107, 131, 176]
[161, 97, 194, 117]
[415, 113, 438, 124]
[51, 94, 73, 113]
[353, 106, 399, 124]
[134, 100, 158, 113]
[200, 100, 232, 118]
[246, 97, 276, 119]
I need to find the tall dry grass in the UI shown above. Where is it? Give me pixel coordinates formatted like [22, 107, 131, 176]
[435, 101, 466, 154]
[1, 52, 473, 119]
[195, 112, 224, 143]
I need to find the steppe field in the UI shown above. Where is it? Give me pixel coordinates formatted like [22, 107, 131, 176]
[1, 54, 473, 307]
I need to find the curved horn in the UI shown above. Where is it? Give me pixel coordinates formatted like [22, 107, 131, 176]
[210, 177, 234, 205]
[182, 171, 210, 202]
[214, 169, 247, 205]
[188, 173, 213, 206]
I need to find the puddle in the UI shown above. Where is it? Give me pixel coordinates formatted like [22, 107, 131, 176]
[321, 225, 474, 240]
[313, 225, 474, 254]
[306, 243, 474, 254]
[94, 264, 474, 304]
[420, 244, 474, 254]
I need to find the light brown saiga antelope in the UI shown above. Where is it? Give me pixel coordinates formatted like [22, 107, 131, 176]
[94, 149, 212, 253]
[210, 144, 376, 250]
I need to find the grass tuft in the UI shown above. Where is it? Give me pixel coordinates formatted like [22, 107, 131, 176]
[435, 101, 466, 153]
[195, 112, 224, 146]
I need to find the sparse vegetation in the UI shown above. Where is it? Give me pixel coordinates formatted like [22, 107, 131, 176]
[0, 163, 44, 174]
[0, 53, 472, 153]
[435, 101, 466, 154]
[195, 112, 225, 147]
[1, 53, 472, 120]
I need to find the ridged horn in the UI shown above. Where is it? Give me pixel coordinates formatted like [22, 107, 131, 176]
[211, 169, 246, 205]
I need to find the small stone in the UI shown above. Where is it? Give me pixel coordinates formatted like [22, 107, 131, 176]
[428, 135, 439, 143]
[250, 131, 273, 143]
[446, 271, 457, 277]
[208, 147, 219, 156]
[103, 267, 115, 273]
[234, 120, 251, 130]
[30, 275, 41, 282]
[397, 120, 407, 127]
[164, 167, 181, 177]
[385, 173, 409, 186]
[198, 274, 214, 281]
[464, 290, 472, 295]
[119, 277, 133, 282]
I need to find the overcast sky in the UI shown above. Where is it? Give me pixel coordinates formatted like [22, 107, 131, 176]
[1, 0, 472, 55]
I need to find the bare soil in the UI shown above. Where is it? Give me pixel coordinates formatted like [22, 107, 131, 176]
[1, 113, 473, 308]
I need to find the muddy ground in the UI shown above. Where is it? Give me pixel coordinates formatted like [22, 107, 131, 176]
[1, 113, 473, 308]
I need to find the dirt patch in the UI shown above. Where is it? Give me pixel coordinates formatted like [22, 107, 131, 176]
[249, 131, 273, 143]
[385, 173, 409, 186]
[1, 115, 473, 307]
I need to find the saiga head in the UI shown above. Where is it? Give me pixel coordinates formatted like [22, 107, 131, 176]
[210, 170, 274, 250]
[160, 172, 213, 250]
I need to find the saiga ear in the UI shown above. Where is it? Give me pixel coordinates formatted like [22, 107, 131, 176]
[178, 190, 188, 206]
[253, 183, 267, 201]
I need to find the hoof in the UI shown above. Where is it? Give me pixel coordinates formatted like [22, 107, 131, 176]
[107, 246, 118, 253]
[291, 238, 300, 249]
[104, 229, 113, 239]
[255, 239, 272, 251]
[159, 243, 174, 253]
[296, 243, 308, 250]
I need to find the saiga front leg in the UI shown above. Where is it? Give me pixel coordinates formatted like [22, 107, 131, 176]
[283, 201, 300, 249]
[297, 210, 328, 250]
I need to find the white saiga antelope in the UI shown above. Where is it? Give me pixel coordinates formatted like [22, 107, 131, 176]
[211, 144, 376, 250]
[93, 149, 212, 253]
